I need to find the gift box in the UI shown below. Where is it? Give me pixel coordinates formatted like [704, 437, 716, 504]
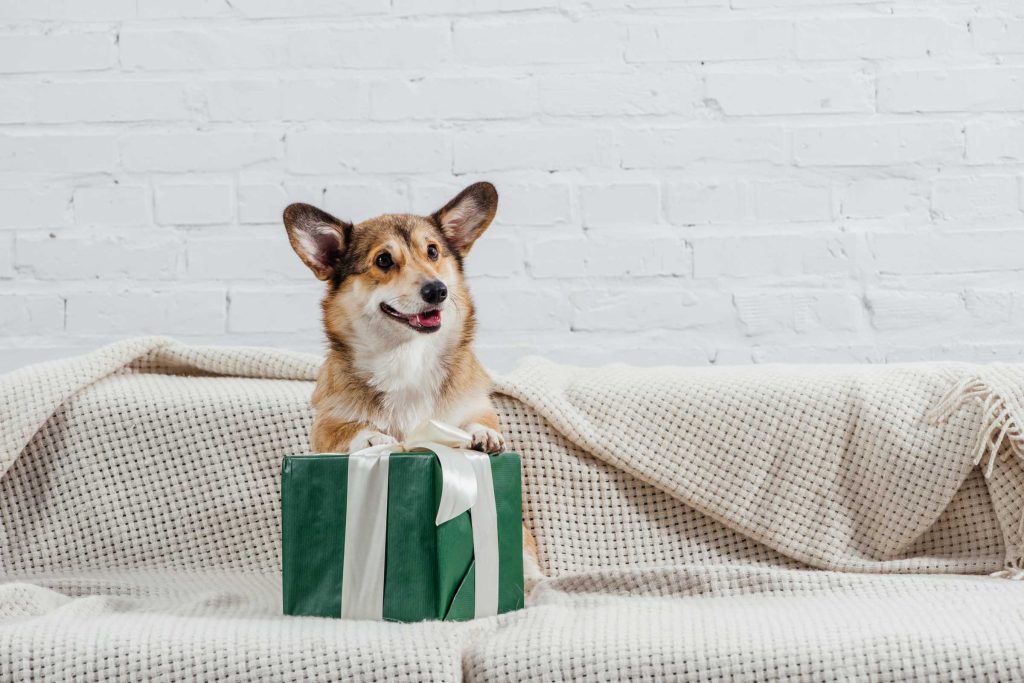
[281, 435, 524, 622]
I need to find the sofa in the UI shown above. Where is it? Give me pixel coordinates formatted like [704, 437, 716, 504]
[3, 337, 1024, 681]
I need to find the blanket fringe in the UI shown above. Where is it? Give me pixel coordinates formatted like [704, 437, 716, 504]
[928, 376, 1024, 479]
[929, 374, 1024, 578]
[991, 557, 1024, 580]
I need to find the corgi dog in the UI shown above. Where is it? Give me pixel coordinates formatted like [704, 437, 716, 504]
[283, 182, 541, 582]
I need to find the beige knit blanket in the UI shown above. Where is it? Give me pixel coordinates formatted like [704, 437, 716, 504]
[4, 337, 1024, 681]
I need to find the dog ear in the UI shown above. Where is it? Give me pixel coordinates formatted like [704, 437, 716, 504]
[432, 182, 498, 257]
[283, 203, 350, 281]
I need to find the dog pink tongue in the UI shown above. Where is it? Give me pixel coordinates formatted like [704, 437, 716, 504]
[414, 310, 441, 328]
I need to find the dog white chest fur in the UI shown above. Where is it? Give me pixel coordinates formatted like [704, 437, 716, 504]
[356, 334, 447, 437]
[344, 330, 495, 450]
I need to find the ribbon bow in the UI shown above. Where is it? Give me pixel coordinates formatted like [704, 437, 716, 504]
[340, 420, 499, 620]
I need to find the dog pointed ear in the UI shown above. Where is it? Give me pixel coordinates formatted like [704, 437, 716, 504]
[283, 203, 350, 281]
[432, 182, 498, 257]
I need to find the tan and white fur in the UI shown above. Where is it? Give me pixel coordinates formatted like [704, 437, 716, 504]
[283, 182, 541, 584]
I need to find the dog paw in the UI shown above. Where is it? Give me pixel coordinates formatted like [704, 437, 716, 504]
[348, 430, 397, 452]
[468, 426, 505, 454]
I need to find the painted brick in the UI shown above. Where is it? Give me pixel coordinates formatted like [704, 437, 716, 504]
[454, 129, 614, 173]
[203, 81, 282, 122]
[0, 83, 35, 124]
[626, 20, 792, 62]
[526, 236, 587, 280]
[455, 19, 622, 65]
[120, 132, 281, 172]
[287, 130, 450, 174]
[871, 231, 1024, 275]
[15, 232, 181, 280]
[694, 234, 855, 279]
[571, 288, 733, 331]
[282, 80, 368, 121]
[930, 176, 1019, 221]
[840, 179, 926, 219]
[795, 18, 965, 60]
[229, 0, 388, 18]
[371, 78, 535, 121]
[538, 73, 700, 117]
[622, 126, 785, 168]
[753, 180, 833, 223]
[120, 28, 288, 70]
[66, 289, 226, 335]
[323, 184, 411, 221]
[866, 290, 964, 331]
[966, 121, 1024, 164]
[137, 0, 232, 19]
[971, 18, 1024, 55]
[464, 235, 524, 279]
[0, 236, 12, 279]
[0, 31, 116, 73]
[706, 70, 874, 116]
[0, 135, 117, 173]
[664, 182, 749, 225]
[472, 282, 572, 331]
[0, 294, 64, 336]
[228, 287, 324, 333]
[879, 68, 1024, 113]
[238, 183, 322, 225]
[793, 123, 962, 167]
[580, 183, 661, 227]
[74, 186, 150, 226]
[37, 81, 200, 123]
[291, 24, 449, 68]
[495, 183, 573, 226]
[0, 0, 134, 20]
[155, 185, 233, 226]
[734, 291, 862, 337]
[394, 0, 548, 14]
[187, 237, 309, 281]
[527, 235, 690, 279]
[0, 188, 72, 229]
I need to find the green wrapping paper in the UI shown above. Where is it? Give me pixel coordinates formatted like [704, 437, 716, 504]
[281, 451, 524, 621]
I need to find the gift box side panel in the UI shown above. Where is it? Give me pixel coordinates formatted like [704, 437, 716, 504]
[281, 455, 348, 618]
[383, 453, 448, 621]
[493, 452, 526, 614]
[440, 452, 525, 621]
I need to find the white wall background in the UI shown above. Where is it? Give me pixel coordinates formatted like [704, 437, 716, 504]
[2, 0, 1024, 373]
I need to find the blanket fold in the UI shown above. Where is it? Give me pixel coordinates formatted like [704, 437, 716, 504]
[3, 339, 1020, 575]
[0, 336, 320, 480]
[927, 364, 1024, 576]
[494, 357, 1008, 572]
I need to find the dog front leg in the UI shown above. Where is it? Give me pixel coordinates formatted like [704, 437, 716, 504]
[310, 414, 396, 453]
[462, 411, 506, 454]
[456, 413, 544, 596]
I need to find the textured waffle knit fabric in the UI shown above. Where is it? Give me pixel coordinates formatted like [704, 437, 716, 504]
[3, 337, 1024, 681]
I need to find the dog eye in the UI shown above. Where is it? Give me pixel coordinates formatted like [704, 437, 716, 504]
[427, 244, 439, 261]
[375, 252, 393, 270]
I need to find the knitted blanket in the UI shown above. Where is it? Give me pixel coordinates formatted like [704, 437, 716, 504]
[3, 337, 1024, 681]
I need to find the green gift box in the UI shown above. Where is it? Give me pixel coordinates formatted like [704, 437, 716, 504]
[281, 451, 524, 621]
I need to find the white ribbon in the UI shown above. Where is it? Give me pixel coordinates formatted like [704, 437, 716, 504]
[340, 449, 389, 620]
[339, 420, 500, 620]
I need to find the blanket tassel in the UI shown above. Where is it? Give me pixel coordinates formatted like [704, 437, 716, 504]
[928, 375, 1024, 578]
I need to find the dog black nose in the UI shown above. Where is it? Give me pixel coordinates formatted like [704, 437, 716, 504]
[420, 280, 447, 305]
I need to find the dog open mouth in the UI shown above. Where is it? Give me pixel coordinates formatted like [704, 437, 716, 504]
[380, 303, 442, 333]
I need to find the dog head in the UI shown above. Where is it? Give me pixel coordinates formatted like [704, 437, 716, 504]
[283, 182, 498, 349]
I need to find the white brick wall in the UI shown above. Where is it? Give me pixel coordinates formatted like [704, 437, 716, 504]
[2, 1, 1024, 373]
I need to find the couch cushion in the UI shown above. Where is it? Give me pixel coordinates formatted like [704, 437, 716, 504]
[466, 571, 1024, 681]
[0, 571, 482, 682]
